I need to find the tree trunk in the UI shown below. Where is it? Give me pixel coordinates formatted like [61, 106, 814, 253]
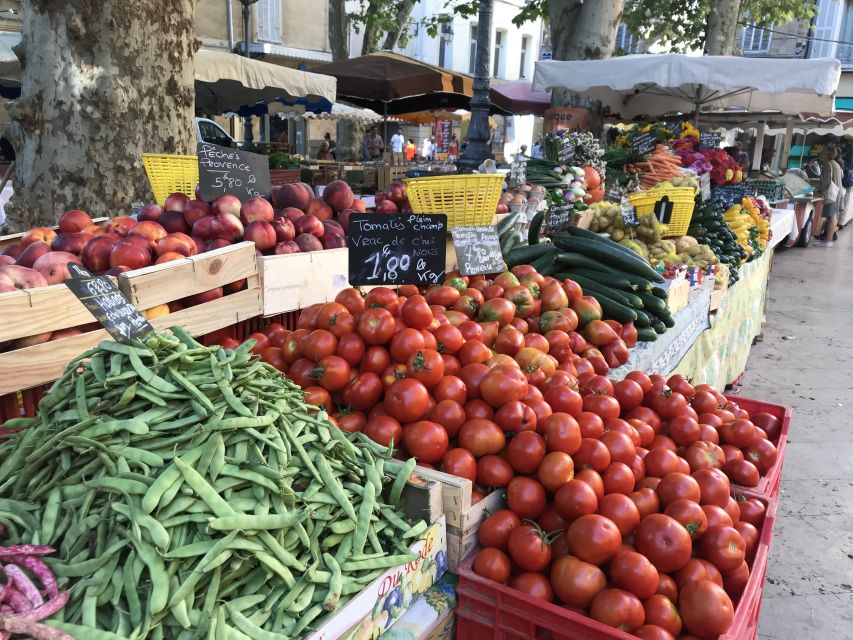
[361, 3, 383, 55]
[705, 0, 742, 55]
[328, 0, 349, 61]
[547, 0, 624, 132]
[382, 0, 418, 51]
[6, 0, 196, 230]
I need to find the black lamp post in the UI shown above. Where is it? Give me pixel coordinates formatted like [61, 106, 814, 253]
[239, 0, 259, 145]
[458, 0, 494, 173]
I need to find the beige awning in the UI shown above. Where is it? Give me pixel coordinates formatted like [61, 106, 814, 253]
[194, 49, 336, 114]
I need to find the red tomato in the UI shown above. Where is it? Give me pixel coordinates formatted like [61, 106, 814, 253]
[644, 449, 681, 478]
[544, 413, 582, 455]
[633, 625, 676, 640]
[724, 459, 761, 487]
[550, 555, 606, 608]
[433, 375, 467, 404]
[480, 365, 528, 408]
[664, 499, 709, 541]
[684, 441, 726, 473]
[734, 520, 759, 561]
[576, 411, 605, 438]
[700, 525, 746, 573]
[260, 347, 287, 372]
[673, 558, 723, 593]
[363, 415, 402, 447]
[722, 561, 750, 598]
[464, 399, 494, 421]
[636, 514, 693, 573]
[335, 411, 366, 434]
[457, 340, 491, 366]
[576, 468, 605, 500]
[667, 374, 695, 400]
[403, 421, 449, 463]
[359, 346, 389, 375]
[433, 323, 463, 354]
[494, 400, 537, 433]
[287, 358, 316, 388]
[642, 595, 682, 637]
[649, 391, 689, 419]
[472, 547, 511, 583]
[612, 379, 644, 411]
[365, 286, 400, 313]
[692, 467, 731, 507]
[602, 462, 636, 495]
[510, 572, 554, 602]
[567, 514, 622, 566]
[384, 378, 430, 423]
[406, 349, 445, 387]
[458, 419, 506, 458]
[459, 363, 489, 401]
[544, 386, 583, 417]
[303, 386, 331, 409]
[334, 288, 365, 316]
[737, 498, 767, 527]
[702, 505, 734, 529]
[381, 363, 408, 390]
[301, 329, 337, 361]
[506, 476, 547, 519]
[538, 451, 575, 492]
[554, 479, 598, 520]
[589, 588, 645, 632]
[478, 509, 521, 551]
[358, 308, 396, 345]
[678, 580, 734, 638]
[597, 493, 640, 536]
[333, 333, 364, 367]
[599, 430, 636, 465]
[610, 550, 660, 599]
[656, 472, 701, 507]
[389, 328, 424, 363]
[583, 394, 621, 420]
[692, 390, 720, 415]
[574, 438, 611, 472]
[494, 326, 524, 356]
[744, 438, 778, 474]
[440, 447, 477, 482]
[430, 399, 466, 437]
[458, 320, 483, 342]
[400, 295, 433, 330]
[310, 355, 351, 391]
[477, 454, 514, 487]
[507, 523, 552, 571]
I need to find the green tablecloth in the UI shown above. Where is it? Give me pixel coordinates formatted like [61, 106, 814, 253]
[671, 249, 772, 388]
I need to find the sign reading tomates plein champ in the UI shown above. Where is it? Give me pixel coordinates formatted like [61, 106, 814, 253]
[197, 142, 272, 203]
[347, 214, 447, 286]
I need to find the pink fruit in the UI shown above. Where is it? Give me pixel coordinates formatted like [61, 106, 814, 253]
[105, 217, 137, 237]
[206, 239, 231, 251]
[8, 332, 52, 349]
[0, 255, 14, 266]
[337, 209, 358, 233]
[110, 241, 153, 271]
[240, 196, 275, 225]
[82, 236, 120, 272]
[276, 183, 310, 210]
[294, 215, 324, 238]
[124, 234, 153, 252]
[183, 200, 211, 227]
[387, 182, 407, 205]
[0, 264, 49, 293]
[280, 207, 304, 222]
[323, 180, 354, 212]
[305, 197, 333, 221]
[183, 287, 224, 307]
[137, 204, 162, 223]
[33, 251, 81, 285]
[213, 213, 243, 242]
[271, 186, 282, 204]
[21, 227, 57, 247]
[164, 192, 190, 213]
[16, 241, 52, 268]
[1, 243, 24, 260]
[224, 278, 246, 294]
[191, 236, 207, 255]
[155, 232, 197, 257]
[192, 215, 216, 240]
[129, 221, 167, 250]
[273, 241, 301, 254]
[321, 234, 346, 249]
[376, 200, 399, 214]
[155, 252, 185, 264]
[50, 327, 83, 341]
[211, 194, 242, 218]
[104, 265, 132, 276]
[159, 210, 191, 234]
[244, 221, 277, 252]
[51, 232, 93, 256]
[58, 210, 93, 233]
[272, 217, 296, 243]
[295, 233, 323, 252]
[351, 198, 367, 213]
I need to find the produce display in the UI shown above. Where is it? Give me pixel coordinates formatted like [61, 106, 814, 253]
[469, 372, 779, 639]
[624, 146, 686, 191]
[0, 327, 426, 638]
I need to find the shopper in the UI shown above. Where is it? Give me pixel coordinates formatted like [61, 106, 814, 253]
[532, 138, 543, 159]
[736, 151, 751, 176]
[323, 132, 337, 160]
[448, 134, 459, 162]
[421, 137, 432, 160]
[361, 130, 371, 162]
[814, 145, 842, 248]
[405, 138, 416, 162]
[390, 127, 405, 164]
[317, 141, 332, 160]
[368, 127, 384, 160]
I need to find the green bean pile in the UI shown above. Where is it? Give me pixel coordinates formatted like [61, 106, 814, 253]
[0, 328, 426, 640]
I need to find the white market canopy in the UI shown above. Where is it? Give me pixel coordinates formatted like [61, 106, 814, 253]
[533, 54, 841, 120]
[195, 49, 336, 114]
[270, 101, 388, 123]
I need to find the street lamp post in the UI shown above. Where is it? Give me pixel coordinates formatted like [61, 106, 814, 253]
[458, 0, 494, 173]
[240, 0, 259, 145]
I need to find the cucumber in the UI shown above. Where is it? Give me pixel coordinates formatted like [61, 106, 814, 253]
[636, 292, 668, 315]
[558, 274, 635, 307]
[496, 211, 520, 237]
[633, 309, 651, 327]
[506, 243, 554, 267]
[651, 286, 668, 299]
[651, 318, 667, 334]
[565, 268, 640, 292]
[562, 225, 664, 265]
[583, 291, 638, 324]
[661, 314, 675, 328]
[552, 236, 663, 283]
[531, 247, 559, 273]
[555, 252, 621, 273]
[637, 327, 659, 342]
[528, 210, 545, 246]
[500, 231, 523, 256]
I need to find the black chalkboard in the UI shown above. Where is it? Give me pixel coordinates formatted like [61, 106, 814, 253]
[559, 138, 575, 163]
[711, 183, 754, 207]
[699, 131, 722, 151]
[630, 131, 656, 159]
[654, 195, 674, 224]
[347, 214, 447, 286]
[65, 264, 153, 342]
[544, 204, 574, 235]
[197, 142, 272, 202]
[620, 199, 639, 227]
[508, 159, 527, 187]
[605, 183, 625, 204]
[451, 225, 505, 276]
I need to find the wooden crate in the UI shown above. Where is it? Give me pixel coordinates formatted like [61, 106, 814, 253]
[258, 248, 349, 315]
[0, 217, 109, 250]
[378, 166, 409, 193]
[388, 461, 505, 571]
[666, 278, 690, 314]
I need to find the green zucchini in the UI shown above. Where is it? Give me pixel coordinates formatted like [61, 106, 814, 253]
[496, 211, 520, 237]
[558, 274, 635, 307]
[661, 314, 675, 328]
[551, 236, 663, 283]
[633, 309, 652, 327]
[564, 268, 640, 292]
[651, 318, 667, 334]
[583, 291, 638, 324]
[562, 225, 664, 264]
[555, 252, 621, 273]
[528, 210, 545, 246]
[500, 231, 522, 256]
[506, 243, 554, 267]
[637, 327, 658, 342]
[531, 248, 559, 273]
[636, 292, 668, 315]
[651, 286, 668, 299]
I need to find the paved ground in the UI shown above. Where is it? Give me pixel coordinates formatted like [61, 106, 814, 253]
[749, 234, 853, 638]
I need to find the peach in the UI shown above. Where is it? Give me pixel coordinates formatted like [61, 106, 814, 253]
[51, 232, 93, 256]
[1, 243, 24, 260]
[109, 241, 152, 271]
[322, 180, 354, 212]
[279, 207, 304, 222]
[224, 279, 245, 294]
[0, 265, 49, 293]
[294, 215, 324, 238]
[33, 251, 81, 285]
[273, 241, 300, 254]
[129, 221, 167, 250]
[124, 234, 153, 252]
[376, 200, 399, 214]
[276, 183, 310, 210]
[0, 255, 14, 266]
[155, 232, 197, 257]
[273, 217, 296, 243]
[8, 332, 52, 349]
[244, 221, 277, 252]
[21, 227, 57, 247]
[145, 303, 171, 319]
[82, 236, 119, 272]
[205, 239, 231, 251]
[164, 192, 190, 213]
[351, 198, 367, 213]
[103, 265, 132, 277]
[49, 327, 83, 341]
[183, 287, 224, 307]
[16, 241, 52, 269]
[183, 200, 211, 227]
[155, 252, 185, 264]
[58, 209, 93, 233]
[105, 216, 137, 236]
[211, 213, 243, 242]
[305, 197, 333, 221]
[191, 236, 206, 255]
[138, 204, 162, 222]
[240, 196, 274, 225]
[211, 194, 242, 218]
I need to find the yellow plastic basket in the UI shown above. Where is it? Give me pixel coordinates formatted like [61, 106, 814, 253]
[142, 154, 199, 206]
[628, 186, 695, 237]
[403, 174, 503, 229]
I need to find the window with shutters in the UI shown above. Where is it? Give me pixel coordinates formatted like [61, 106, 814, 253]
[740, 22, 772, 53]
[811, 0, 842, 59]
[256, 0, 283, 44]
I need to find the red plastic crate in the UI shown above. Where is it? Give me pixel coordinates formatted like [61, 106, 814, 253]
[724, 394, 792, 499]
[456, 490, 777, 640]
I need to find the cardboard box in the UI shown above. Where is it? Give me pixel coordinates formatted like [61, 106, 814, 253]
[308, 517, 448, 640]
[666, 278, 690, 314]
[258, 248, 349, 315]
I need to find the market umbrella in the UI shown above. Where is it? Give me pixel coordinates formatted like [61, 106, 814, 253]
[489, 80, 551, 116]
[194, 49, 336, 114]
[532, 54, 841, 121]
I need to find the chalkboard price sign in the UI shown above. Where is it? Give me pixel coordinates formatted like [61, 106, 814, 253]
[451, 225, 505, 276]
[347, 214, 447, 286]
[605, 183, 625, 204]
[65, 264, 153, 342]
[544, 204, 575, 235]
[620, 197, 639, 227]
[699, 131, 722, 151]
[630, 131, 657, 159]
[508, 159, 527, 187]
[197, 142, 272, 203]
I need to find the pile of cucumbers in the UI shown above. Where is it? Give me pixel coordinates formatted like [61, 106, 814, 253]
[499, 216, 672, 342]
[687, 198, 744, 286]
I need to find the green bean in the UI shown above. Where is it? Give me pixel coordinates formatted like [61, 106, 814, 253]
[341, 553, 418, 571]
[226, 605, 289, 640]
[49, 539, 127, 577]
[403, 519, 428, 540]
[352, 481, 375, 557]
[208, 512, 303, 531]
[322, 552, 343, 612]
[79, 419, 149, 439]
[123, 550, 143, 627]
[169, 531, 237, 608]
[290, 603, 324, 636]
[173, 456, 235, 518]
[389, 457, 416, 507]
[312, 452, 357, 521]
